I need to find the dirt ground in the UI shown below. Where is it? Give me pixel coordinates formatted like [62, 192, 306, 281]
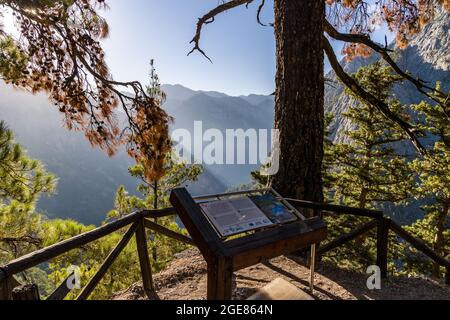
[113, 249, 450, 300]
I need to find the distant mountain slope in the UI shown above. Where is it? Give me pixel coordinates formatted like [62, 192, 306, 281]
[0, 83, 268, 225]
[0, 83, 138, 225]
[162, 84, 274, 187]
[324, 9, 450, 223]
[325, 9, 450, 143]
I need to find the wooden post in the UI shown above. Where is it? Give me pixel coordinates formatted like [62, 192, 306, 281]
[0, 276, 13, 300]
[135, 217, 156, 299]
[309, 244, 316, 294]
[12, 284, 40, 301]
[207, 257, 233, 300]
[377, 218, 390, 279]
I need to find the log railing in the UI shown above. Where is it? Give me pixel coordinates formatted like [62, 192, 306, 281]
[287, 199, 450, 284]
[0, 208, 191, 300]
[1, 199, 448, 300]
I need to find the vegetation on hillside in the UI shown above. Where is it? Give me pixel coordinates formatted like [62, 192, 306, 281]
[0, 132, 201, 299]
[405, 86, 450, 278]
[0, 63, 201, 299]
[0, 121, 56, 263]
[320, 63, 449, 280]
[251, 61, 449, 281]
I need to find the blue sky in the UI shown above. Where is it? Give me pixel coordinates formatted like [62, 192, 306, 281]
[100, 0, 393, 96]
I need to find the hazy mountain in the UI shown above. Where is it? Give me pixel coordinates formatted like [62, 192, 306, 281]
[162, 84, 274, 187]
[0, 83, 270, 225]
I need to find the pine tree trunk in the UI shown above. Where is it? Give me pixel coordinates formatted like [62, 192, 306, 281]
[358, 187, 369, 209]
[152, 182, 158, 263]
[271, 0, 325, 204]
[433, 203, 449, 278]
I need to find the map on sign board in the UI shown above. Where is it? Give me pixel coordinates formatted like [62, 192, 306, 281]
[200, 195, 298, 238]
[250, 194, 298, 224]
[200, 197, 274, 238]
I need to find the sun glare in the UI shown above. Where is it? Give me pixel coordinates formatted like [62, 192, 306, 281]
[1, 8, 17, 36]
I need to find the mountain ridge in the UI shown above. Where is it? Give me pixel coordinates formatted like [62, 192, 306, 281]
[0, 83, 270, 225]
[0, 13, 448, 225]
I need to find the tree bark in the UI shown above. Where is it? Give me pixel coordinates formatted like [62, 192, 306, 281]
[271, 0, 325, 204]
[152, 181, 158, 262]
[433, 203, 449, 278]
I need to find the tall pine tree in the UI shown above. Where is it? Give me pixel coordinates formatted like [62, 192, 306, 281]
[0, 121, 55, 262]
[406, 86, 450, 278]
[327, 62, 413, 209]
[323, 62, 414, 270]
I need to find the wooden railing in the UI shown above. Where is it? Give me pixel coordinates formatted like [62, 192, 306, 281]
[1, 199, 448, 300]
[0, 208, 190, 300]
[287, 199, 450, 284]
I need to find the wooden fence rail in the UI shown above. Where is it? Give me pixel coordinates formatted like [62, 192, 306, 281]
[0, 208, 182, 300]
[143, 219, 195, 246]
[317, 220, 378, 256]
[1, 212, 139, 281]
[286, 199, 384, 219]
[287, 198, 450, 284]
[390, 221, 450, 270]
[46, 272, 75, 301]
[77, 223, 138, 300]
[1, 200, 449, 301]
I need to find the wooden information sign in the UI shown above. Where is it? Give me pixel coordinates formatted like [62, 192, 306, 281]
[170, 188, 327, 300]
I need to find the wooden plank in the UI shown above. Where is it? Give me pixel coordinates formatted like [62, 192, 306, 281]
[135, 218, 156, 298]
[287, 199, 384, 219]
[207, 257, 233, 300]
[0, 276, 13, 300]
[193, 189, 268, 201]
[390, 221, 450, 269]
[225, 218, 327, 271]
[170, 188, 224, 262]
[143, 219, 195, 246]
[141, 208, 177, 219]
[1, 212, 140, 279]
[247, 278, 314, 300]
[46, 272, 74, 301]
[77, 223, 138, 300]
[206, 261, 218, 300]
[12, 284, 40, 300]
[309, 244, 316, 294]
[377, 218, 390, 279]
[318, 219, 378, 256]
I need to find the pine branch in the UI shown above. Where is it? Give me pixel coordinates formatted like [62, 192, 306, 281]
[324, 20, 448, 109]
[188, 0, 255, 62]
[323, 35, 427, 156]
